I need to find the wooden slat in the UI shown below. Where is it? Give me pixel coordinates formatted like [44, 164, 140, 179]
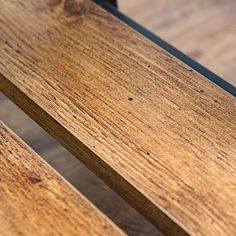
[0, 121, 125, 236]
[0, 0, 235, 235]
[106, 0, 117, 8]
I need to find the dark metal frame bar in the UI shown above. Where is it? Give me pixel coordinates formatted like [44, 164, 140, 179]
[94, 0, 236, 96]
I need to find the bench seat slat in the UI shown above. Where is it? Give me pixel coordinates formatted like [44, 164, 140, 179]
[0, 121, 125, 236]
[0, 1, 235, 235]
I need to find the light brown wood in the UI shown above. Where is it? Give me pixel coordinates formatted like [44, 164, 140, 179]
[0, 121, 125, 236]
[0, 93, 162, 236]
[120, 0, 236, 86]
[0, 0, 236, 235]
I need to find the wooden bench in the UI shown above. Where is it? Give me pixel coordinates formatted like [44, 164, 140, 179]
[0, 0, 235, 235]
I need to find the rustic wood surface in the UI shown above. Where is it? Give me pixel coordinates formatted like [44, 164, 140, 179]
[0, 92, 161, 236]
[120, 0, 236, 86]
[0, 121, 125, 236]
[0, 0, 236, 235]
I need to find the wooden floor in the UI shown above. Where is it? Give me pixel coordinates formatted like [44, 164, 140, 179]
[0, 1, 235, 235]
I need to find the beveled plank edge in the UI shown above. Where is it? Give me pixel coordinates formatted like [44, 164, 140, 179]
[0, 72, 189, 236]
[94, 0, 236, 97]
[0, 119, 126, 236]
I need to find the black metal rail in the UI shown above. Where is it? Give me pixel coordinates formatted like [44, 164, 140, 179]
[94, 0, 236, 96]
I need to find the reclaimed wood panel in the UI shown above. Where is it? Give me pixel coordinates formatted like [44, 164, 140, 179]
[0, 121, 125, 236]
[0, 0, 235, 235]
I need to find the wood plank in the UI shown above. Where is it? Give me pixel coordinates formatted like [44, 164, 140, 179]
[0, 121, 125, 236]
[0, 93, 162, 236]
[0, 0, 235, 235]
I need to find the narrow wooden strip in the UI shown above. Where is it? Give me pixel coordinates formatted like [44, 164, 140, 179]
[0, 121, 125, 236]
[0, 0, 235, 235]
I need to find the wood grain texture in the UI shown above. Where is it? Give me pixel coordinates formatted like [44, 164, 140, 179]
[119, 0, 236, 86]
[0, 121, 125, 236]
[0, 92, 161, 236]
[0, 0, 236, 235]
